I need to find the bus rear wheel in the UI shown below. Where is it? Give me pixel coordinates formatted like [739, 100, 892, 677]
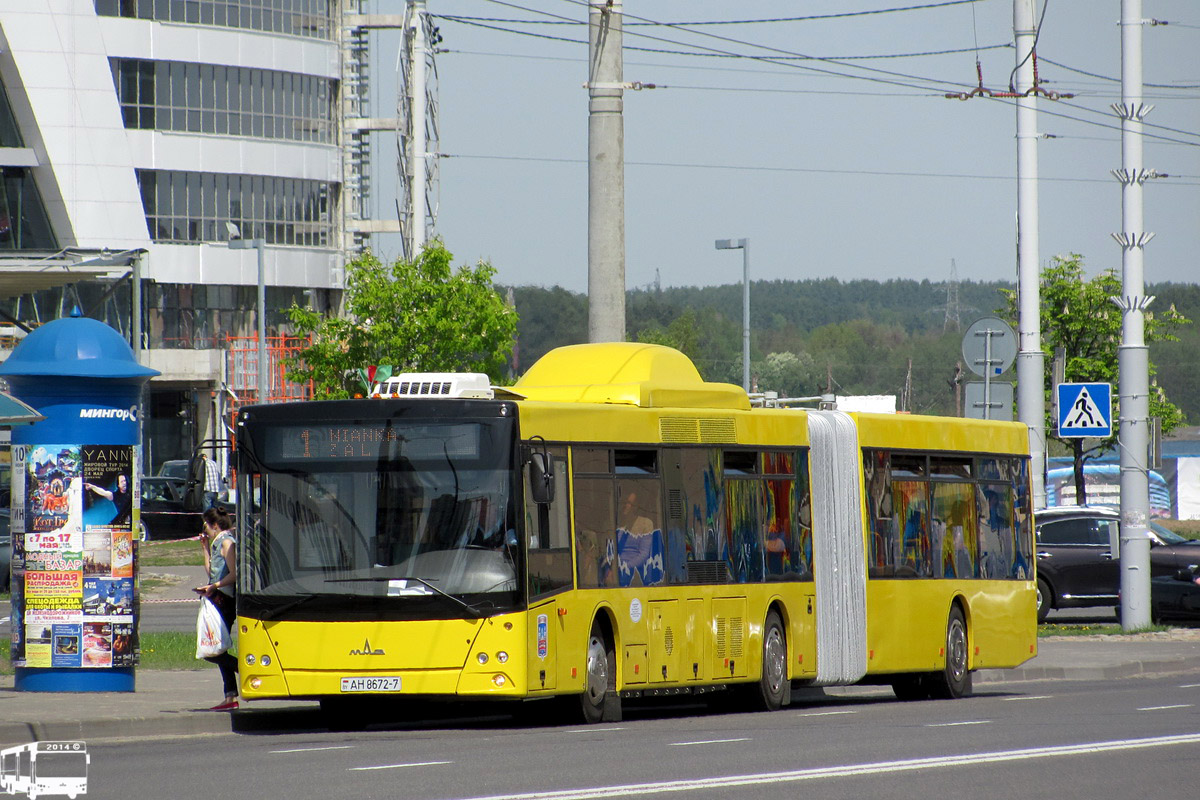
[928, 606, 972, 699]
[753, 611, 789, 711]
[580, 620, 619, 724]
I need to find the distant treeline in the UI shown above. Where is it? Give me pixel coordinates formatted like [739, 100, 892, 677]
[505, 279, 1200, 424]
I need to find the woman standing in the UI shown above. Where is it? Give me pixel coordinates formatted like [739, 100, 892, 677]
[195, 506, 238, 710]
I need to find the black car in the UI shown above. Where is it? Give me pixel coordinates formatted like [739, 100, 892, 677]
[139, 476, 204, 541]
[1150, 565, 1200, 623]
[1035, 505, 1200, 622]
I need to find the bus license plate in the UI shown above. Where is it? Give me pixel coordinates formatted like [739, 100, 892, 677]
[340, 676, 401, 693]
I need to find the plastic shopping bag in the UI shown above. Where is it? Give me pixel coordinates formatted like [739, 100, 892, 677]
[196, 596, 231, 658]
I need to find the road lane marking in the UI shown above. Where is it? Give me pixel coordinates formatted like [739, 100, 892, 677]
[566, 727, 627, 733]
[1137, 704, 1192, 711]
[794, 710, 857, 717]
[271, 745, 354, 754]
[349, 761, 451, 771]
[668, 738, 751, 747]
[433, 732, 1200, 800]
[927, 721, 991, 728]
[1004, 695, 1051, 701]
[1179, 683, 1200, 689]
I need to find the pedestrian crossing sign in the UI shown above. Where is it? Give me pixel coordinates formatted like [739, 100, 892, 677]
[1056, 382, 1112, 438]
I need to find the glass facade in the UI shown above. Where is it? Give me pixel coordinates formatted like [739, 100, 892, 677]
[0, 168, 59, 251]
[136, 169, 336, 247]
[93, 0, 334, 40]
[111, 59, 335, 144]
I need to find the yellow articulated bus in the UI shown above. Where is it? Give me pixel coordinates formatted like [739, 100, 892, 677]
[232, 343, 1036, 723]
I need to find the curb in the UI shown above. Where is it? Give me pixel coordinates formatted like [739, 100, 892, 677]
[977, 654, 1200, 684]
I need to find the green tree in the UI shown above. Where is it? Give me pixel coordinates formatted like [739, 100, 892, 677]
[1000, 254, 1190, 504]
[286, 242, 518, 398]
[633, 308, 702, 361]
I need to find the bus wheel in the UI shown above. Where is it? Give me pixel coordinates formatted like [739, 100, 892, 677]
[1036, 578, 1052, 623]
[754, 610, 789, 711]
[929, 606, 972, 699]
[580, 620, 619, 724]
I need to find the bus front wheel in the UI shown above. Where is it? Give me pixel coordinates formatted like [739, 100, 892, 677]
[753, 610, 789, 711]
[580, 620, 620, 724]
[928, 605, 972, 699]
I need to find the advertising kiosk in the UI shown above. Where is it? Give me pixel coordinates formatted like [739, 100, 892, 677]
[1, 313, 158, 692]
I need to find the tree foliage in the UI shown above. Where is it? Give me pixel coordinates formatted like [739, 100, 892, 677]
[1000, 254, 1191, 502]
[286, 242, 518, 398]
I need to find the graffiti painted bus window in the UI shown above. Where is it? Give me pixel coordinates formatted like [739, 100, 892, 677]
[573, 477, 617, 589]
[977, 482, 1015, 579]
[893, 480, 930, 577]
[614, 479, 664, 587]
[932, 481, 977, 579]
[722, 474, 764, 584]
[795, 450, 813, 578]
[864, 449, 894, 576]
[1013, 457, 1034, 579]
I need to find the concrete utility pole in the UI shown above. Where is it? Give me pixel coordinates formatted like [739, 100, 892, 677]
[587, 0, 625, 342]
[714, 238, 751, 392]
[1115, 0, 1155, 631]
[406, 0, 430, 257]
[1013, 0, 1046, 509]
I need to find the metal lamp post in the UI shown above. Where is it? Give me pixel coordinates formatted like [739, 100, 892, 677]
[715, 238, 750, 393]
[227, 225, 268, 402]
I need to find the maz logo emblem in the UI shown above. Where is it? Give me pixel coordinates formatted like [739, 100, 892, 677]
[349, 639, 385, 656]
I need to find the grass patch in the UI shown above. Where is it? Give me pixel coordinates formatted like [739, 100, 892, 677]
[140, 537, 204, 567]
[1039, 622, 1172, 637]
[1159, 519, 1200, 540]
[1, 631, 210, 675]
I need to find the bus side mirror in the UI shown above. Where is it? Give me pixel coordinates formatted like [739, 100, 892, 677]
[529, 452, 555, 505]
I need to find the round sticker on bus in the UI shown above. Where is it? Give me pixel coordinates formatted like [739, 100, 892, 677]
[629, 598, 643, 624]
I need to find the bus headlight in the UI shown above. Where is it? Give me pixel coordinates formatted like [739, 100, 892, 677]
[496, 651, 509, 664]
[477, 653, 489, 665]
[245, 654, 256, 666]
[260, 655, 271, 667]
[492, 674, 506, 687]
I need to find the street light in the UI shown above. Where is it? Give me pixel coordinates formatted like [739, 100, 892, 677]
[226, 223, 268, 403]
[715, 238, 750, 393]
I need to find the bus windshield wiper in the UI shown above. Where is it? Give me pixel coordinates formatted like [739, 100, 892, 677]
[325, 575, 485, 619]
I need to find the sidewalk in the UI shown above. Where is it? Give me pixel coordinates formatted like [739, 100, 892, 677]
[3, 565, 1200, 745]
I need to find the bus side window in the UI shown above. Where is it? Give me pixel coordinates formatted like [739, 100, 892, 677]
[526, 447, 572, 600]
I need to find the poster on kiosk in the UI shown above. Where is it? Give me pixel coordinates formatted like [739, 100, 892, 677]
[0, 313, 158, 692]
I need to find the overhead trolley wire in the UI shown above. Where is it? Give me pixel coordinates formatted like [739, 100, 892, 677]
[446, 0, 1200, 147]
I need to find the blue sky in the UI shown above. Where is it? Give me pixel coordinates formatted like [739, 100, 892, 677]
[367, 0, 1199, 292]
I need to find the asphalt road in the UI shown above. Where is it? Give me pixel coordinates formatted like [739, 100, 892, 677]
[78, 674, 1200, 800]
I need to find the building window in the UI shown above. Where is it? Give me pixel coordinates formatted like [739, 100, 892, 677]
[0, 168, 59, 251]
[110, 59, 335, 144]
[94, 0, 334, 40]
[136, 169, 336, 248]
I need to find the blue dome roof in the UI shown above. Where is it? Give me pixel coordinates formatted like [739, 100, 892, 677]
[0, 316, 159, 379]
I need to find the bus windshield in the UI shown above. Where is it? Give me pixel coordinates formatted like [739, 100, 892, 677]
[239, 415, 522, 621]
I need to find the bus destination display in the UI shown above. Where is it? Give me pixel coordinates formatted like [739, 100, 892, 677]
[265, 423, 480, 462]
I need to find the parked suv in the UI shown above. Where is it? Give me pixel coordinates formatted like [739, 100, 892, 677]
[1035, 505, 1200, 622]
